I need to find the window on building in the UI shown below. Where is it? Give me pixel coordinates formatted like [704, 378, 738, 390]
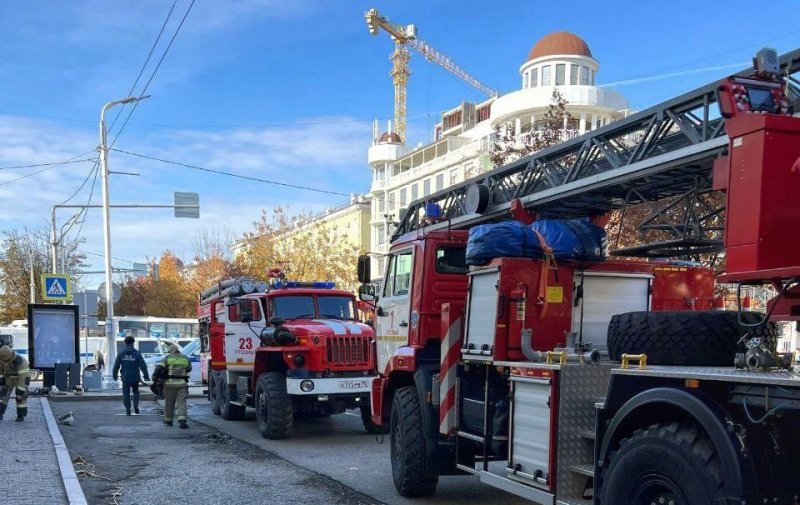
[423, 179, 431, 196]
[399, 188, 407, 207]
[589, 68, 594, 85]
[570, 64, 579, 85]
[376, 167, 385, 180]
[464, 162, 475, 178]
[555, 64, 565, 85]
[580, 66, 589, 85]
[378, 196, 385, 213]
[450, 169, 459, 185]
[435, 173, 444, 191]
[531, 67, 538, 87]
[389, 192, 396, 211]
[524, 72, 529, 89]
[541, 65, 551, 86]
[411, 183, 418, 201]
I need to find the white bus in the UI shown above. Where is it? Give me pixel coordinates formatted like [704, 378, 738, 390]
[98, 316, 200, 362]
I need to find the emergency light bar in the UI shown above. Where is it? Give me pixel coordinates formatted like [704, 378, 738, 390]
[281, 281, 336, 289]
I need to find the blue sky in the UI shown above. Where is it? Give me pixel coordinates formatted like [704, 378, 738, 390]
[1, 0, 798, 289]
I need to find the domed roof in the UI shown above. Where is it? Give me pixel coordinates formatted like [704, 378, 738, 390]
[527, 32, 592, 61]
[379, 131, 402, 144]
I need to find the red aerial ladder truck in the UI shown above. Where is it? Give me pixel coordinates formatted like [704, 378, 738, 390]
[358, 48, 800, 504]
[198, 271, 384, 438]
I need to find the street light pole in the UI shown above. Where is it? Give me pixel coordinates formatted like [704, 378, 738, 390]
[98, 95, 148, 386]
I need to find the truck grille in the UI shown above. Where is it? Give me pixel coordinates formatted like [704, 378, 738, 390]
[326, 336, 371, 368]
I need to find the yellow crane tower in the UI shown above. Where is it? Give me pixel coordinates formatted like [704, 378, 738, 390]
[365, 8, 499, 144]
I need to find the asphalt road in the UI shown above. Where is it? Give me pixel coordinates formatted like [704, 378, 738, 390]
[188, 399, 527, 505]
[54, 399, 382, 505]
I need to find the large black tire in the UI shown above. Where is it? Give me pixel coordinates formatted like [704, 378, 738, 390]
[218, 374, 246, 421]
[599, 421, 725, 505]
[360, 401, 389, 435]
[255, 372, 293, 439]
[209, 371, 221, 416]
[390, 387, 438, 497]
[607, 310, 779, 366]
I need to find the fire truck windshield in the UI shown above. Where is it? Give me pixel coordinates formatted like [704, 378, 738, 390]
[271, 295, 357, 320]
[317, 296, 356, 320]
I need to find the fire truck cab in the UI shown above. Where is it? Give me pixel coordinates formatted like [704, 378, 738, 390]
[199, 274, 384, 439]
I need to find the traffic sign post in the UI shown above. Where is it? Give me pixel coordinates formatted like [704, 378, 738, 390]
[40, 274, 72, 302]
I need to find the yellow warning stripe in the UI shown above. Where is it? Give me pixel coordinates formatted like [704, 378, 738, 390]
[376, 335, 408, 342]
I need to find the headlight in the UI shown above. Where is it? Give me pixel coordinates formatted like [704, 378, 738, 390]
[300, 380, 314, 392]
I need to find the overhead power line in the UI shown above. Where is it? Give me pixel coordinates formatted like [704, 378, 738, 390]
[0, 157, 96, 170]
[106, 0, 179, 137]
[0, 151, 97, 186]
[110, 148, 351, 197]
[57, 162, 100, 206]
[111, 0, 196, 147]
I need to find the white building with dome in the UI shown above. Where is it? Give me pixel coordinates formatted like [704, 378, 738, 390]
[366, 32, 630, 276]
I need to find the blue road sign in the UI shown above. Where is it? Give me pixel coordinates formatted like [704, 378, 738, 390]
[41, 274, 72, 301]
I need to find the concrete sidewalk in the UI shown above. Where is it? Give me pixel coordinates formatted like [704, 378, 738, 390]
[1, 397, 86, 505]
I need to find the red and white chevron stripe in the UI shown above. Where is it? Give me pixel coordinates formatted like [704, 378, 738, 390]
[439, 302, 464, 436]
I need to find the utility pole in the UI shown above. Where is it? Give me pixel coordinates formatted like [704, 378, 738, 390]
[98, 95, 149, 386]
[28, 248, 35, 304]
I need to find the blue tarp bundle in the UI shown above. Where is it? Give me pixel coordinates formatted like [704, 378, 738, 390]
[466, 219, 607, 265]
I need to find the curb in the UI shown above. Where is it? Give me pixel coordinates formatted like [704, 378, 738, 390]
[41, 399, 88, 505]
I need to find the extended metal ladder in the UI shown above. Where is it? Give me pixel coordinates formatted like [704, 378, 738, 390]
[392, 49, 800, 242]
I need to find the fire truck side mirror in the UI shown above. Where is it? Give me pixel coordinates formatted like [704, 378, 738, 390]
[357, 255, 371, 284]
[238, 300, 253, 323]
[358, 284, 375, 302]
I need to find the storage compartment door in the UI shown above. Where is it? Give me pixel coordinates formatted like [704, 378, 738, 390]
[464, 268, 499, 357]
[573, 273, 651, 352]
[510, 378, 552, 485]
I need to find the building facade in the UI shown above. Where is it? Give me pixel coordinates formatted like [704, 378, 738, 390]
[366, 32, 630, 277]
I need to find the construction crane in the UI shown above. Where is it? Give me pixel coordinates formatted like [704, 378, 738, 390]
[365, 8, 500, 144]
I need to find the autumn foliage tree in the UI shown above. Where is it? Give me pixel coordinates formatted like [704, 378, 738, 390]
[0, 227, 86, 324]
[236, 207, 361, 291]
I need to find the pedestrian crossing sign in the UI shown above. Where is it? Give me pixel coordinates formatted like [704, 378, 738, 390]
[41, 274, 72, 301]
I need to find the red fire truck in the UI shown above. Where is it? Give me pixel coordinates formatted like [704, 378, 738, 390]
[360, 48, 800, 504]
[198, 272, 383, 438]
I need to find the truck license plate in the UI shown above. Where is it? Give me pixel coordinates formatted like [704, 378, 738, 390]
[338, 379, 369, 390]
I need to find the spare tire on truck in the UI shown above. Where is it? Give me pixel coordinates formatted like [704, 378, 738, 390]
[607, 310, 779, 366]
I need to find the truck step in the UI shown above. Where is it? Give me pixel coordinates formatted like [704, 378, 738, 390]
[556, 499, 592, 505]
[457, 430, 486, 443]
[569, 464, 595, 478]
[579, 430, 595, 441]
[456, 463, 478, 475]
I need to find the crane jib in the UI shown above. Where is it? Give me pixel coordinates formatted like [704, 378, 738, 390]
[391, 48, 800, 242]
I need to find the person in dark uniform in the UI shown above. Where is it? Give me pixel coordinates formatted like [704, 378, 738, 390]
[112, 336, 150, 415]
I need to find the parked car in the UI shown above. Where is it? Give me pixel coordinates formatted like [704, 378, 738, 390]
[144, 338, 201, 384]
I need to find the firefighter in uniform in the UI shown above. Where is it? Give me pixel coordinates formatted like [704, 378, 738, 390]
[0, 345, 31, 422]
[157, 344, 191, 428]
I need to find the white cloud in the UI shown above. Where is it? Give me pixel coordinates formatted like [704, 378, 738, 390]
[0, 114, 371, 287]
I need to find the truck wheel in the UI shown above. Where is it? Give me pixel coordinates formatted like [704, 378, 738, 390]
[209, 371, 221, 416]
[599, 421, 724, 505]
[218, 375, 245, 421]
[360, 401, 388, 435]
[255, 372, 293, 439]
[607, 310, 779, 366]
[390, 387, 438, 497]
